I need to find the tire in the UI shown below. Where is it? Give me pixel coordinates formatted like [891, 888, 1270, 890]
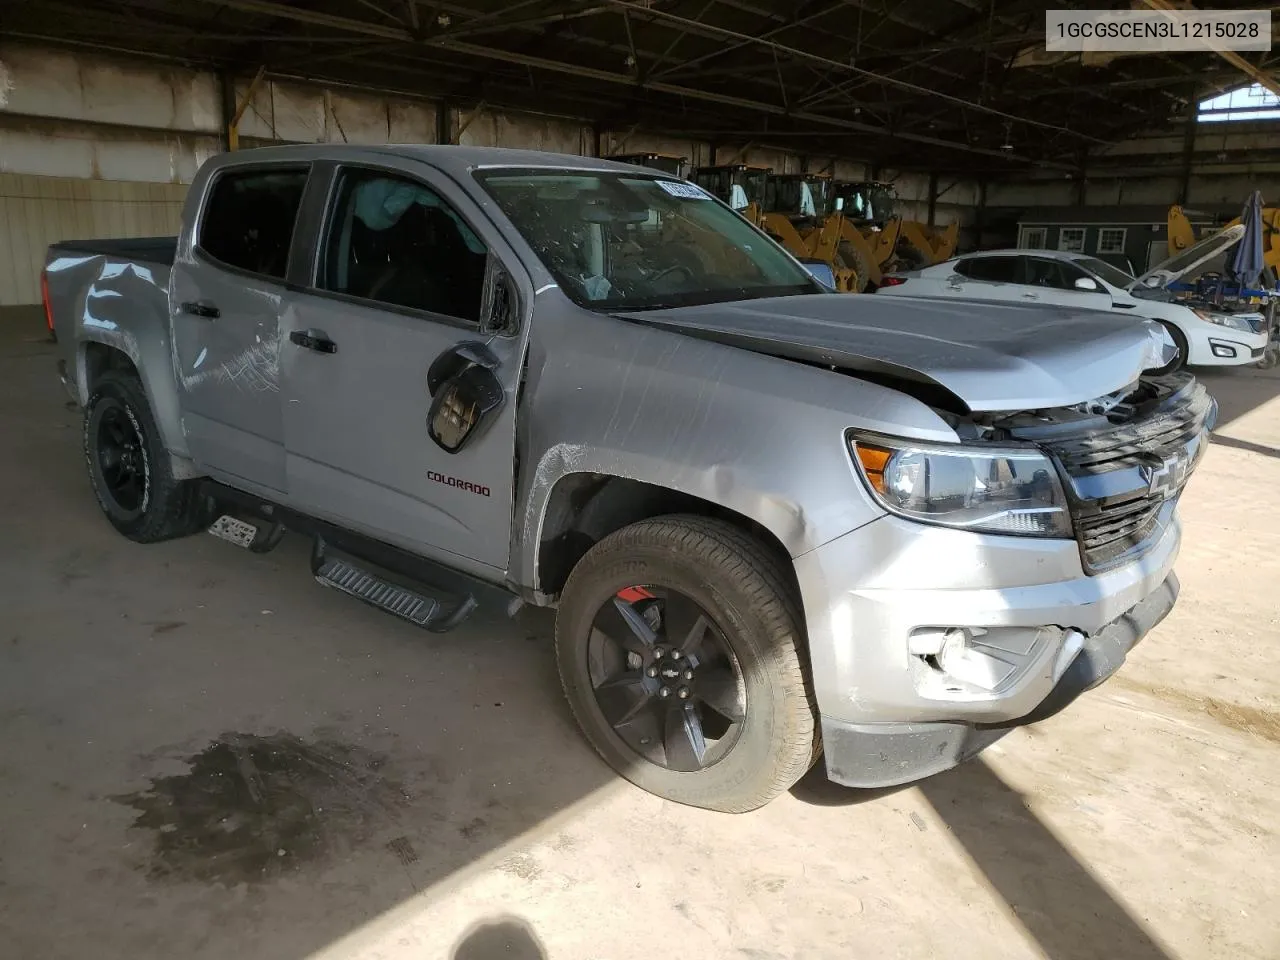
[1154, 322, 1188, 374]
[555, 515, 818, 812]
[839, 241, 872, 293]
[84, 370, 205, 543]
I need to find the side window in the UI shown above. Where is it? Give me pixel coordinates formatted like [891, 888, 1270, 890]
[956, 256, 1018, 282]
[198, 168, 309, 280]
[1056, 261, 1093, 291]
[1024, 257, 1068, 289]
[320, 169, 488, 323]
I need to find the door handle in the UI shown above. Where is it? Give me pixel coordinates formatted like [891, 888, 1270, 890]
[1021, 292, 1040, 299]
[289, 329, 338, 354]
[180, 301, 220, 319]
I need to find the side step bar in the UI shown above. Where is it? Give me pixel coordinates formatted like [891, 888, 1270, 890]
[311, 537, 478, 633]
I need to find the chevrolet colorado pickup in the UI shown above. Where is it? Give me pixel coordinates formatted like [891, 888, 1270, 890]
[45, 145, 1211, 812]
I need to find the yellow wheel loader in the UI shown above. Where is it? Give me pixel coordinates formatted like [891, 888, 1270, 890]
[694, 166, 860, 292]
[898, 219, 959, 266]
[693, 163, 770, 227]
[760, 174, 860, 292]
[830, 181, 905, 290]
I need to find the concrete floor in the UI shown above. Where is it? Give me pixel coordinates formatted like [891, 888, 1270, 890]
[1, 306, 1277, 960]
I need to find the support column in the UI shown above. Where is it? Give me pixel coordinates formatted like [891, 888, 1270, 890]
[1178, 93, 1198, 205]
[226, 66, 266, 152]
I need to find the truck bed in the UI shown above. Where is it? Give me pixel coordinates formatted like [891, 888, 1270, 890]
[48, 236, 178, 267]
[45, 237, 177, 407]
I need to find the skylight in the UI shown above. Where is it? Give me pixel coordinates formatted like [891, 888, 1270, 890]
[1198, 83, 1280, 123]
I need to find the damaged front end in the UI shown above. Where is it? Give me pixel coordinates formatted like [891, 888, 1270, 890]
[946, 373, 1217, 573]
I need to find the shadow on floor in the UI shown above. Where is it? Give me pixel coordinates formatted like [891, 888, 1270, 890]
[918, 758, 1172, 960]
[453, 916, 548, 960]
[1195, 363, 1280, 430]
[1210, 433, 1280, 460]
[794, 756, 1172, 960]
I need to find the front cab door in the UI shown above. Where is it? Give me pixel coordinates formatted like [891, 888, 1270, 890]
[1021, 256, 1115, 311]
[280, 159, 527, 576]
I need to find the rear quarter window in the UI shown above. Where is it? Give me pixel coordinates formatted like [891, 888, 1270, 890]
[955, 256, 1019, 283]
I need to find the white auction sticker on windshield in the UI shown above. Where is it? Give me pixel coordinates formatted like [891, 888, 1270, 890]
[656, 181, 709, 199]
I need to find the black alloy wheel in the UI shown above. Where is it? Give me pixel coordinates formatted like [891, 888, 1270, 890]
[555, 515, 818, 812]
[587, 585, 747, 772]
[95, 403, 148, 518]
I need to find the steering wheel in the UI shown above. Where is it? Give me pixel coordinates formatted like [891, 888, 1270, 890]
[647, 263, 694, 284]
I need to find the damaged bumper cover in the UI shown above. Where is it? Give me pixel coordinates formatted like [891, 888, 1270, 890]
[795, 503, 1183, 790]
[820, 573, 1177, 789]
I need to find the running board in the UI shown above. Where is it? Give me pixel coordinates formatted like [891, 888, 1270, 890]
[310, 537, 477, 633]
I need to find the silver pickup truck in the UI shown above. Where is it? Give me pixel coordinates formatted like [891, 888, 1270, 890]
[45, 145, 1211, 812]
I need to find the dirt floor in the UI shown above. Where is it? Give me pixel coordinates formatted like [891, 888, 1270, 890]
[1, 305, 1277, 960]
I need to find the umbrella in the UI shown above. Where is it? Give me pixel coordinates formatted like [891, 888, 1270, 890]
[1229, 189, 1266, 290]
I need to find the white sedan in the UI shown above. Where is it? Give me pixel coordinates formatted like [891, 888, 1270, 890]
[876, 225, 1269, 370]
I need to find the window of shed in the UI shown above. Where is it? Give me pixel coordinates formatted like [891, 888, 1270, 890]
[1018, 226, 1047, 249]
[1097, 228, 1126, 255]
[1058, 227, 1086, 253]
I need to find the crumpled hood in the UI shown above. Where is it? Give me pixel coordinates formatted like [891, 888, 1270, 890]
[617, 293, 1172, 412]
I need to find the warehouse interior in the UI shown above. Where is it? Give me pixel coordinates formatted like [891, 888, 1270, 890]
[2, 2, 1280, 959]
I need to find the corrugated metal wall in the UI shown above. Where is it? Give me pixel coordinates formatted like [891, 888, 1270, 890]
[0, 39, 988, 305]
[0, 173, 185, 306]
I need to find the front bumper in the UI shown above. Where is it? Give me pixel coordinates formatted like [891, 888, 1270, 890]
[1187, 328, 1269, 365]
[819, 574, 1177, 788]
[794, 511, 1182, 788]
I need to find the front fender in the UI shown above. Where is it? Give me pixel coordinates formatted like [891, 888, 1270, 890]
[512, 296, 957, 590]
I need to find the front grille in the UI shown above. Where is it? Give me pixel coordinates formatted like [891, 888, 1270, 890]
[1041, 375, 1215, 573]
[1075, 500, 1167, 570]
[1050, 376, 1214, 474]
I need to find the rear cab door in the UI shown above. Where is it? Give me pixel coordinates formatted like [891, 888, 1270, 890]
[279, 153, 530, 578]
[170, 160, 313, 495]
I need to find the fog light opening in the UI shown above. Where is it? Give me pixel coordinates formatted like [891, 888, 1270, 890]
[1211, 343, 1237, 359]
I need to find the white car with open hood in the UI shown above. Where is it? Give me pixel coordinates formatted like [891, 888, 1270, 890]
[876, 223, 1269, 370]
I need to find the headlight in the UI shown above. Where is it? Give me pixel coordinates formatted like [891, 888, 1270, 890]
[850, 434, 1072, 538]
[1192, 308, 1253, 332]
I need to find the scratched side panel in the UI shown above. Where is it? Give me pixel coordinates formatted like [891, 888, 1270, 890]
[513, 289, 958, 591]
[168, 159, 288, 494]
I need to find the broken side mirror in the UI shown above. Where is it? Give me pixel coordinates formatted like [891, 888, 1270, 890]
[426, 342, 505, 454]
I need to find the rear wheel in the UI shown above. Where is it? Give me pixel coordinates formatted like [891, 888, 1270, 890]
[84, 370, 205, 542]
[555, 516, 817, 812]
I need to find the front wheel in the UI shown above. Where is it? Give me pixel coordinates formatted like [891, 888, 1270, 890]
[1153, 322, 1189, 375]
[555, 516, 817, 812]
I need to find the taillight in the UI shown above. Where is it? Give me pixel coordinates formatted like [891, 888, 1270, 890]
[41, 270, 55, 333]
[880, 275, 908, 287]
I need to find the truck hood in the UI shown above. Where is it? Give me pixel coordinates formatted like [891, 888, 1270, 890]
[616, 294, 1174, 412]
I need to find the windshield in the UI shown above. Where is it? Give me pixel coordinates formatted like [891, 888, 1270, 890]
[475, 170, 819, 310]
[1076, 257, 1135, 288]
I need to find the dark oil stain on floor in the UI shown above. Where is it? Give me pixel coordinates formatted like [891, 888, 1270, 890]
[114, 732, 410, 886]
